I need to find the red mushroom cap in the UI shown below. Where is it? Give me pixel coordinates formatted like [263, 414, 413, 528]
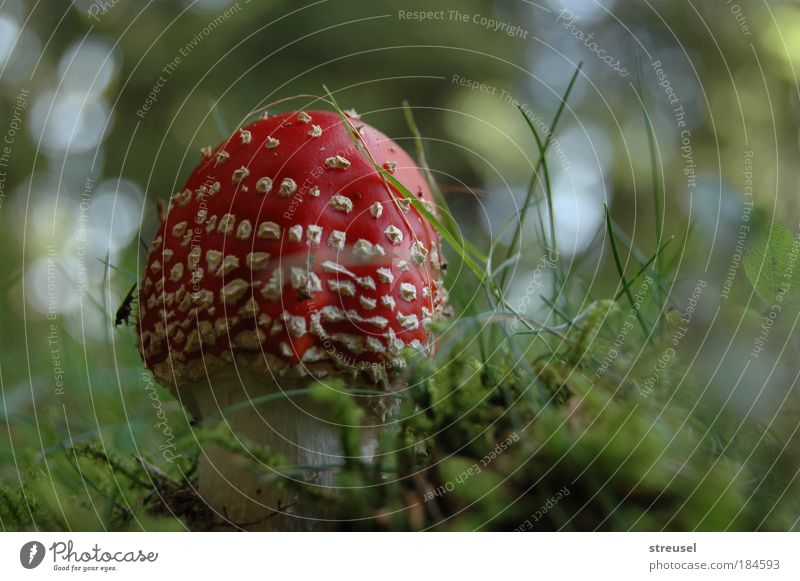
[137, 109, 448, 387]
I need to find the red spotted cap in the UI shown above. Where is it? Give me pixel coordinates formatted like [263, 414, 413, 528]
[137, 109, 448, 387]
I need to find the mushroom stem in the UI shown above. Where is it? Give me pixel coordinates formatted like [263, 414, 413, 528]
[183, 368, 377, 531]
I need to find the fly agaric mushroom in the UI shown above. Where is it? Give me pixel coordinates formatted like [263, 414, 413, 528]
[136, 108, 448, 529]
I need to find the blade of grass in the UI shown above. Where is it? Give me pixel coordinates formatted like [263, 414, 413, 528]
[635, 55, 665, 299]
[96, 258, 137, 281]
[490, 209, 525, 257]
[501, 63, 583, 292]
[540, 294, 575, 325]
[384, 171, 486, 280]
[210, 99, 229, 137]
[491, 253, 522, 278]
[401, 102, 460, 239]
[518, 106, 556, 261]
[604, 203, 652, 342]
[489, 197, 548, 271]
[516, 105, 568, 309]
[607, 215, 676, 307]
[613, 236, 673, 301]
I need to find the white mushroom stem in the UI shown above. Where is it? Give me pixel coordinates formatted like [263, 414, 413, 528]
[181, 367, 378, 531]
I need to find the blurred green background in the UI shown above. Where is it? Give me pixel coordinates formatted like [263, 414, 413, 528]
[1, 0, 800, 530]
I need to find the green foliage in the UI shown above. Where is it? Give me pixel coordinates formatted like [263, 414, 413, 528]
[315, 313, 775, 531]
[0, 442, 194, 531]
[744, 220, 800, 306]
